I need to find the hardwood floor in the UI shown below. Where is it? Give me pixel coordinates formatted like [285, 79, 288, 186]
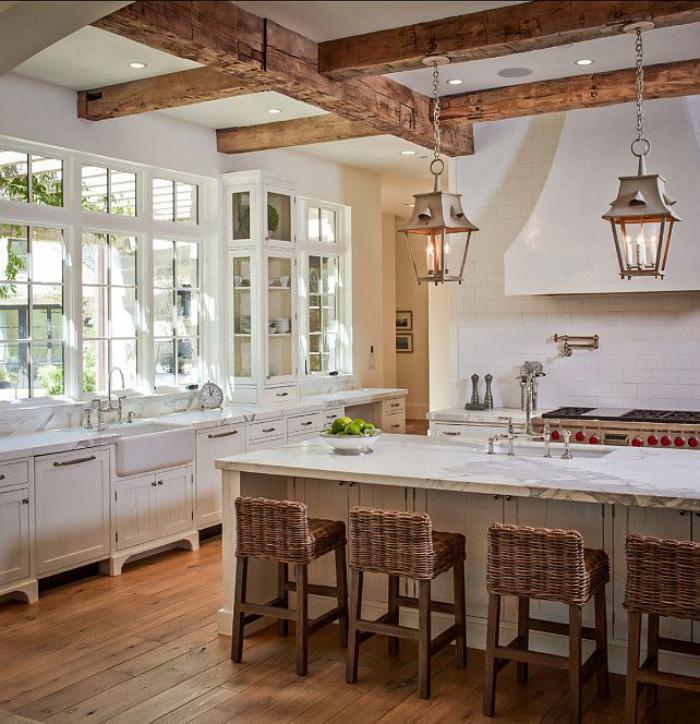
[1, 538, 697, 723]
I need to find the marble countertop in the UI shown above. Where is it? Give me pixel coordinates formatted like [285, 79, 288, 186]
[216, 434, 700, 511]
[427, 407, 529, 423]
[0, 387, 408, 459]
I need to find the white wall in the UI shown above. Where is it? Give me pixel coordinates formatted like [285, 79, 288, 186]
[448, 107, 700, 412]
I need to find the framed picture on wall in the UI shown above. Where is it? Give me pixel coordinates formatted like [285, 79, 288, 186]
[395, 310, 413, 331]
[396, 333, 413, 353]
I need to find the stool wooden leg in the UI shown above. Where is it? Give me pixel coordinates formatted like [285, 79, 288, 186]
[418, 579, 432, 700]
[231, 556, 248, 663]
[387, 575, 400, 656]
[335, 545, 349, 649]
[594, 587, 609, 698]
[568, 604, 583, 724]
[453, 562, 467, 668]
[295, 563, 308, 676]
[517, 596, 529, 683]
[346, 569, 363, 684]
[277, 562, 289, 638]
[646, 613, 659, 707]
[483, 593, 501, 717]
[625, 611, 642, 724]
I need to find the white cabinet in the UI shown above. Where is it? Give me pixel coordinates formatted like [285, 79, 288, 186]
[34, 448, 110, 576]
[0, 488, 31, 585]
[431, 421, 504, 443]
[195, 424, 245, 528]
[114, 466, 194, 550]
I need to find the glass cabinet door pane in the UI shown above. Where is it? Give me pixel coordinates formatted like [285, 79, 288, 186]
[231, 191, 251, 240]
[266, 192, 291, 242]
[232, 256, 252, 379]
[267, 256, 292, 378]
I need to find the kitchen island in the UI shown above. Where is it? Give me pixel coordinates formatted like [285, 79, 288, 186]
[216, 435, 700, 676]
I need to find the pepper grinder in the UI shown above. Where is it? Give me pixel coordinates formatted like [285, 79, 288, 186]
[483, 373, 494, 410]
[465, 373, 480, 410]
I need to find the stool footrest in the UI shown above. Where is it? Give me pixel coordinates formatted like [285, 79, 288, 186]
[308, 606, 344, 634]
[637, 663, 700, 693]
[527, 616, 597, 641]
[241, 597, 295, 621]
[286, 581, 339, 598]
[656, 636, 700, 657]
[395, 594, 455, 616]
[496, 640, 569, 671]
[430, 624, 460, 656]
[356, 612, 421, 641]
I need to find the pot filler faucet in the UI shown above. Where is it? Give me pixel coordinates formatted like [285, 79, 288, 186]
[518, 361, 545, 436]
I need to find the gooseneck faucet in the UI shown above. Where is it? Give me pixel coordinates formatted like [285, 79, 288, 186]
[88, 367, 127, 430]
[518, 361, 546, 436]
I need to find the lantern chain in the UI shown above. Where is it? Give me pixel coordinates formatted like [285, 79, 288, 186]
[635, 28, 645, 143]
[432, 60, 441, 165]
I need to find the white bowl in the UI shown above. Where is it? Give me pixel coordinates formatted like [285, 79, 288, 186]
[318, 430, 382, 455]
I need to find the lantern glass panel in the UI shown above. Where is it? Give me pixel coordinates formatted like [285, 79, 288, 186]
[406, 230, 471, 283]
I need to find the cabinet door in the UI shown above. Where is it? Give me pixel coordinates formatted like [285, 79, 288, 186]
[0, 488, 31, 585]
[265, 253, 296, 385]
[35, 448, 110, 576]
[292, 478, 349, 588]
[231, 253, 255, 384]
[505, 498, 605, 627]
[115, 475, 157, 550]
[195, 426, 245, 528]
[155, 467, 193, 538]
[693, 513, 700, 643]
[419, 490, 504, 620]
[613, 506, 692, 642]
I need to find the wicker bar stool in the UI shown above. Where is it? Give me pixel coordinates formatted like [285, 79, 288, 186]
[483, 523, 610, 724]
[346, 506, 467, 700]
[624, 534, 700, 724]
[231, 496, 348, 676]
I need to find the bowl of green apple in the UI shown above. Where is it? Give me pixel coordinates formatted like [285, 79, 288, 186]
[319, 416, 382, 455]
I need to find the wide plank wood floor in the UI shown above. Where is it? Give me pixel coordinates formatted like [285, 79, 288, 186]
[1, 537, 697, 723]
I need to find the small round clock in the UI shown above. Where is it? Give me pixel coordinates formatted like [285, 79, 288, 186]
[198, 382, 223, 410]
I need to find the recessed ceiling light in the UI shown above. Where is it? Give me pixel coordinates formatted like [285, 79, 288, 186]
[446, 78, 463, 86]
[128, 61, 148, 69]
[267, 108, 282, 114]
[400, 150, 417, 156]
[497, 67, 533, 78]
[575, 58, 594, 66]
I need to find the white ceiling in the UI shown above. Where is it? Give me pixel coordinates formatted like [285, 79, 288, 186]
[391, 22, 700, 94]
[234, 1, 524, 42]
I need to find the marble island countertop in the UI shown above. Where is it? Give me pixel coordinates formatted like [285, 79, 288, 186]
[216, 434, 700, 511]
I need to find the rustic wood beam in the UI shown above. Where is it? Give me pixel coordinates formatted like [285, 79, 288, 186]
[216, 114, 381, 154]
[91, 1, 474, 156]
[318, 1, 700, 79]
[440, 57, 700, 123]
[78, 67, 253, 121]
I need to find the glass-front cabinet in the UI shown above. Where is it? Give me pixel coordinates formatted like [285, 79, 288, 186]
[224, 171, 298, 403]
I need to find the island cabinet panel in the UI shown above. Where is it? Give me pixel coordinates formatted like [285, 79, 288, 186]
[416, 490, 505, 621]
[504, 498, 606, 628]
[34, 448, 110, 576]
[693, 518, 700, 644]
[0, 488, 31, 585]
[612, 506, 693, 643]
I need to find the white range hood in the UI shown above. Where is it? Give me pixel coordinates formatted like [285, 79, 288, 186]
[505, 96, 700, 295]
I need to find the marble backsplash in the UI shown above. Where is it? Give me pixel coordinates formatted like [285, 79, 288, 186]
[0, 391, 197, 436]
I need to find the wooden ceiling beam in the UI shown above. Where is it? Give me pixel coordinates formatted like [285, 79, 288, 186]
[318, 1, 700, 79]
[90, 1, 474, 155]
[216, 114, 381, 154]
[440, 57, 700, 123]
[78, 67, 253, 121]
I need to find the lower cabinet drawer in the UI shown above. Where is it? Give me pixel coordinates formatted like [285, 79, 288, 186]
[431, 422, 503, 442]
[260, 386, 297, 405]
[287, 412, 323, 436]
[322, 407, 345, 426]
[0, 460, 29, 489]
[383, 411, 405, 434]
[248, 419, 287, 443]
[382, 397, 406, 416]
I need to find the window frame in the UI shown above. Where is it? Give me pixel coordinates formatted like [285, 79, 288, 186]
[0, 140, 67, 209]
[152, 175, 200, 225]
[296, 197, 351, 377]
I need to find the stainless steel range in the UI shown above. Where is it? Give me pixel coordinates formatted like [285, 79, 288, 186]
[536, 407, 700, 449]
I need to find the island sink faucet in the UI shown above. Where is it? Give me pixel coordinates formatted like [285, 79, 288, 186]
[518, 361, 545, 435]
[88, 367, 127, 430]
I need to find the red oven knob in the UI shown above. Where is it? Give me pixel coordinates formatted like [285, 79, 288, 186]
[631, 437, 643, 447]
[660, 435, 672, 447]
[674, 436, 685, 447]
[589, 435, 600, 445]
[647, 435, 658, 446]
[551, 430, 561, 441]
[689, 437, 698, 448]
[575, 431, 586, 442]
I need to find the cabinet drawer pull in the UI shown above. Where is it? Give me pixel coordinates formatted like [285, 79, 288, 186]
[262, 427, 276, 434]
[390, 403, 401, 408]
[276, 392, 289, 397]
[300, 421, 313, 426]
[151, 481, 157, 487]
[325, 414, 338, 420]
[158, 480, 164, 486]
[22, 498, 29, 505]
[53, 454, 96, 468]
[391, 424, 400, 429]
[442, 431, 461, 436]
[207, 429, 239, 439]
[0, 474, 5, 480]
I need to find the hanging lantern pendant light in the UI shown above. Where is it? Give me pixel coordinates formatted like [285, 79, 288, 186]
[602, 23, 680, 280]
[400, 57, 478, 285]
